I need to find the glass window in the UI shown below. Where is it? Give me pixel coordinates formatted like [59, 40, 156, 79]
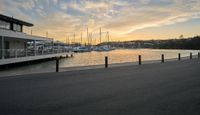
[0, 20, 10, 29]
[13, 23, 22, 32]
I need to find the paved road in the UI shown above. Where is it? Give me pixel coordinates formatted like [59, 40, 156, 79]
[0, 59, 200, 115]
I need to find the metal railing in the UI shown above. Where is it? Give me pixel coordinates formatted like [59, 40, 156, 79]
[0, 49, 71, 59]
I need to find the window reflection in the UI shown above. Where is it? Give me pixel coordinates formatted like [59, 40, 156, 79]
[0, 20, 10, 29]
[13, 23, 22, 32]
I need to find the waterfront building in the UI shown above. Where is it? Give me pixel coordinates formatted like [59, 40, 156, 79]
[0, 14, 71, 66]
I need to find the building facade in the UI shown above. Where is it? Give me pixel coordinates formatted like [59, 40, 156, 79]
[0, 14, 71, 65]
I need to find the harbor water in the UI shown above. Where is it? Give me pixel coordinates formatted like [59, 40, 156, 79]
[59, 49, 199, 67]
[0, 49, 199, 76]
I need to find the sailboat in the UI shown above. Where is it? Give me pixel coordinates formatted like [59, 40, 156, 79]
[73, 31, 91, 53]
[73, 46, 91, 52]
[94, 30, 115, 52]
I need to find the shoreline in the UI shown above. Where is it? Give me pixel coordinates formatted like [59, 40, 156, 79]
[0, 54, 198, 77]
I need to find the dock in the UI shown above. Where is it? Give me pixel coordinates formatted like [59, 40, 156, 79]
[0, 59, 200, 115]
[0, 50, 72, 66]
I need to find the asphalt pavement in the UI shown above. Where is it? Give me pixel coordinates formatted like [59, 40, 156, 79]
[0, 59, 200, 115]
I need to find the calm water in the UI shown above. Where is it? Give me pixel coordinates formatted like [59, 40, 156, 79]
[59, 49, 199, 67]
[0, 49, 199, 76]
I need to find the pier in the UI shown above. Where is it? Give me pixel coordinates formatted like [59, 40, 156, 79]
[0, 59, 200, 115]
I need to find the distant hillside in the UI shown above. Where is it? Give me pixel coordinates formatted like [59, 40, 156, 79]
[99, 36, 200, 50]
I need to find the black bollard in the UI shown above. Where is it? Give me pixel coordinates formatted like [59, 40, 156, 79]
[161, 54, 164, 63]
[56, 58, 59, 72]
[138, 55, 141, 65]
[105, 56, 108, 68]
[178, 53, 181, 61]
[198, 52, 200, 59]
[190, 53, 192, 59]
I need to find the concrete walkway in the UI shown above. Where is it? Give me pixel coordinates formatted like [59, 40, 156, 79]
[0, 59, 200, 115]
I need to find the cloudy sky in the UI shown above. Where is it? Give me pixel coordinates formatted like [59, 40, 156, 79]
[0, 0, 200, 43]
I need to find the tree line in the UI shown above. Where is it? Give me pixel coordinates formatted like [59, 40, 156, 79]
[100, 36, 200, 50]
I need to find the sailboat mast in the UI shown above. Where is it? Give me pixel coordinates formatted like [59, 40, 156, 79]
[65, 36, 68, 44]
[67, 36, 70, 45]
[100, 28, 101, 44]
[91, 33, 93, 45]
[108, 32, 109, 42]
[87, 27, 89, 45]
[74, 33, 75, 45]
[81, 32, 82, 45]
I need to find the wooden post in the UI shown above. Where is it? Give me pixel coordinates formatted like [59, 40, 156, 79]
[161, 54, 164, 63]
[198, 52, 200, 58]
[105, 56, 108, 68]
[71, 54, 73, 57]
[56, 58, 59, 72]
[138, 55, 141, 65]
[190, 53, 192, 59]
[178, 53, 181, 61]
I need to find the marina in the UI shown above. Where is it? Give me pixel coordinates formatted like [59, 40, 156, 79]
[0, 14, 199, 76]
[1, 0, 200, 114]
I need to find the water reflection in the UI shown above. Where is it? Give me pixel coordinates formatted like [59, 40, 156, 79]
[59, 49, 198, 67]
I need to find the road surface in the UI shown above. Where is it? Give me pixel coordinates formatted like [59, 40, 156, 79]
[0, 59, 200, 115]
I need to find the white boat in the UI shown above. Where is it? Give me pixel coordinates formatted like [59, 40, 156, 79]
[94, 45, 115, 52]
[73, 46, 91, 52]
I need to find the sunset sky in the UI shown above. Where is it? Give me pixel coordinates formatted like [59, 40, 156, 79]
[0, 0, 200, 43]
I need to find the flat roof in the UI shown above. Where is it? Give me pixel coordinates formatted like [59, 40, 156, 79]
[0, 14, 33, 27]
